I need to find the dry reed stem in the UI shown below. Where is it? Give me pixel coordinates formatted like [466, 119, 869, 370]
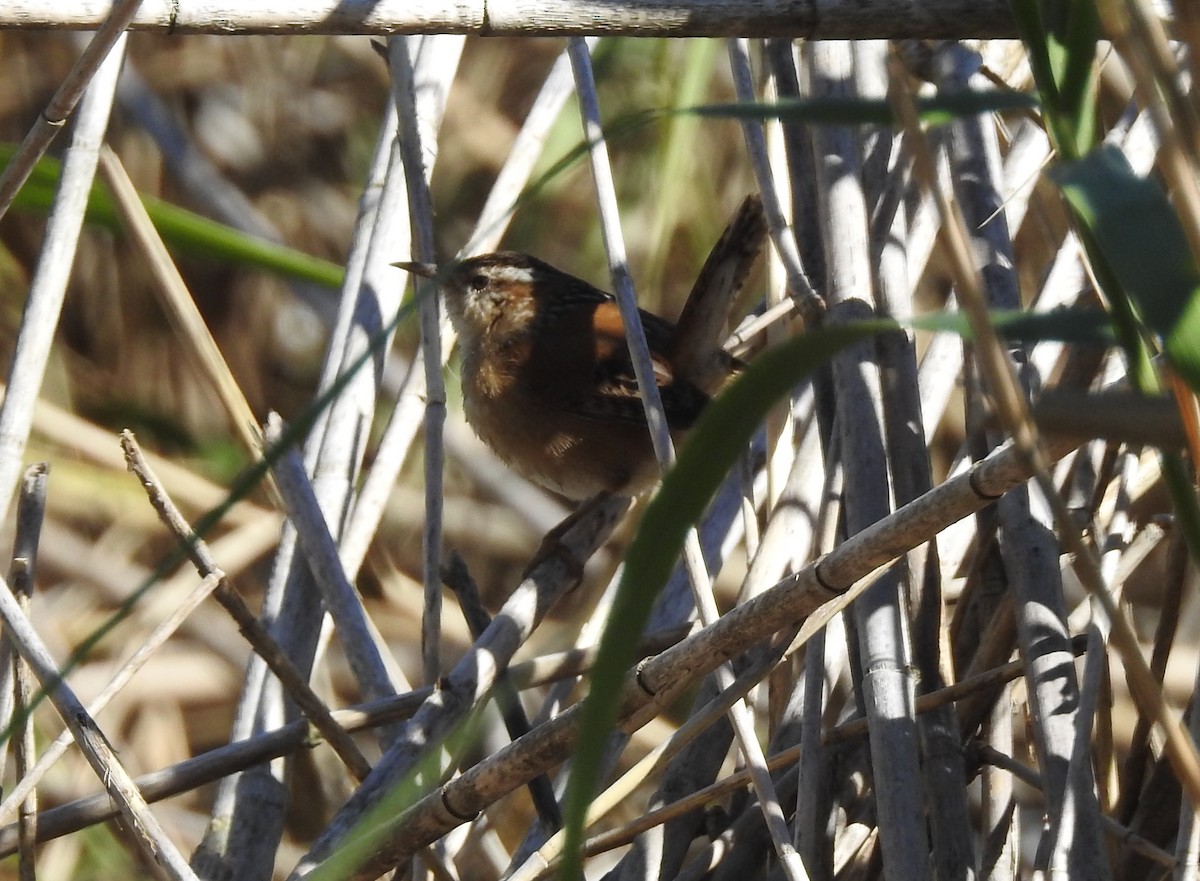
[289, 493, 631, 877]
[6, 466, 48, 881]
[891, 44, 1200, 814]
[262, 416, 404, 713]
[97, 148, 278, 502]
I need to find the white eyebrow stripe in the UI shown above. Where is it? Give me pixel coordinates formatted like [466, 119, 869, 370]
[486, 264, 535, 285]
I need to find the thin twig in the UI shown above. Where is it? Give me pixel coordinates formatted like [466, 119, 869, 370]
[728, 38, 823, 322]
[568, 37, 674, 465]
[120, 429, 373, 781]
[0, 0, 144, 221]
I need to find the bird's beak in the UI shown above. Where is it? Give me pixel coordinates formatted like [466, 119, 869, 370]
[392, 260, 438, 279]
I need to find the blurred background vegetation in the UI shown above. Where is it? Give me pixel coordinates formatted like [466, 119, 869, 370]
[0, 31, 783, 877]
[0, 17, 1197, 881]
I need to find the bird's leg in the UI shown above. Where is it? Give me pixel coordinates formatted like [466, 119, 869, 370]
[521, 491, 620, 584]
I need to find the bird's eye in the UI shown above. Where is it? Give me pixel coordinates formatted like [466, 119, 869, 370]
[468, 274, 488, 292]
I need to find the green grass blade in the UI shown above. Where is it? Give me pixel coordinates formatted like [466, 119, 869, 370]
[1050, 145, 1200, 389]
[1, 143, 343, 288]
[917, 307, 1115, 345]
[1010, 0, 1098, 158]
[688, 92, 1038, 126]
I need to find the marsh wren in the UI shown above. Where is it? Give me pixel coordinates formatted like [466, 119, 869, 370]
[398, 196, 766, 500]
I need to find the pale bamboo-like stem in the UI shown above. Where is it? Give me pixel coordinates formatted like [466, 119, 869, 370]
[0, 1, 1019, 37]
[0, 466, 47, 772]
[323, 429, 1086, 878]
[794, 629, 832, 872]
[189, 87, 401, 870]
[299, 32, 461, 688]
[462, 38, 598, 257]
[758, 45, 800, 529]
[583, 468, 763, 880]
[0, 623, 687, 856]
[442, 556, 562, 828]
[0, 35, 126, 525]
[507, 627, 811, 881]
[924, 42, 1109, 879]
[729, 38, 822, 320]
[0, 0, 143, 221]
[389, 35, 447, 685]
[807, 38, 931, 881]
[338, 38, 583, 574]
[262, 417, 403, 714]
[195, 41, 444, 876]
[725, 71, 838, 859]
[305, 98, 403, 474]
[864, 37, 974, 881]
[568, 37, 674, 465]
[959, 111, 1157, 626]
